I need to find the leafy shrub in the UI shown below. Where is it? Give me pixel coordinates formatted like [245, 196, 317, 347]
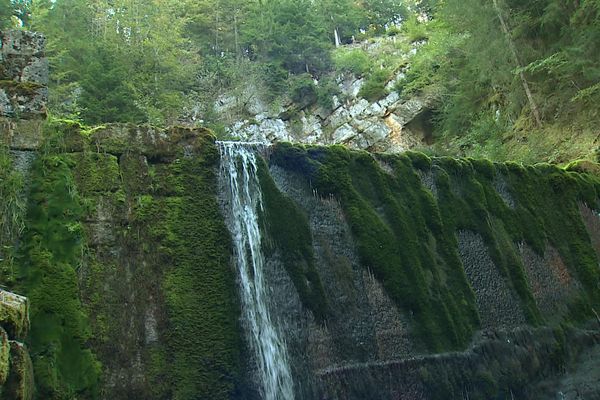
[359, 68, 391, 101]
[289, 74, 317, 108]
[333, 48, 372, 76]
[402, 15, 429, 43]
[315, 78, 340, 110]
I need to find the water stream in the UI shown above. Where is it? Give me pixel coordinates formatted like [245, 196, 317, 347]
[218, 141, 294, 400]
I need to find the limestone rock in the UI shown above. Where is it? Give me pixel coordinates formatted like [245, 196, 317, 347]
[360, 118, 392, 144]
[333, 123, 357, 143]
[0, 30, 48, 119]
[340, 77, 364, 98]
[0, 31, 45, 57]
[390, 97, 428, 125]
[222, 52, 437, 152]
[0, 289, 29, 341]
[327, 106, 352, 130]
[301, 114, 323, 144]
[349, 99, 370, 118]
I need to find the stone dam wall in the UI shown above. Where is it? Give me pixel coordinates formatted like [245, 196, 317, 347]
[1, 120, 599, 399]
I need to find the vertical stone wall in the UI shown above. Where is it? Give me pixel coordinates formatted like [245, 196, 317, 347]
[0, 30, 45, 400]
[0, 30, 47, 151]
[0, 30, 48, 119]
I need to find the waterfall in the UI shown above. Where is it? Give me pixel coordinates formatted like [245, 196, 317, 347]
[218, 141, 295, 400]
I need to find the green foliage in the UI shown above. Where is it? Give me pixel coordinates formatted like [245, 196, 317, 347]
[314, 78, 339, 110]
[0, 0, 16, 28]
[333, 48, 372, 76]
[32, 0, 196, 125]
[359, 68, 391, 101]
[78, 46, 145, 124]
[17, 142, 101, 399]
[0, 146, 26, 285]
[401, 0, 600, 159]
[402, 15, 429, 43]
[289, 74, 318, 108]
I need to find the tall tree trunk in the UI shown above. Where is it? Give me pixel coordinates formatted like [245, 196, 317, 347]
[492, 0, 543, 129]
[234, 12, 240, 59]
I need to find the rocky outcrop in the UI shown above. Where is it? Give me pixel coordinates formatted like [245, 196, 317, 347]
[225, 72, 436, 152]
[0, 290, 34, 400]
[0, 30, 48, 120]
[0, 30, 47, 152]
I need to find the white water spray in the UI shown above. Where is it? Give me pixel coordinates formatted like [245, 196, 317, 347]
[218, 141, 295, 400]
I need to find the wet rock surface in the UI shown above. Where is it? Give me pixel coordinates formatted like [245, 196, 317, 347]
[265, 165, 415, 398]
[456, 230, 526, 329]
[519, 243, 579, 319]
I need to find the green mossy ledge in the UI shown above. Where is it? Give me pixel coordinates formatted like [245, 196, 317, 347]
[269, 143, 600, 352]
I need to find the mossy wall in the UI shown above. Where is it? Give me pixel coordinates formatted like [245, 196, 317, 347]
[2, 120, 600, 399]
[0, 121, 242, 399]
[267, 143, 600, 353]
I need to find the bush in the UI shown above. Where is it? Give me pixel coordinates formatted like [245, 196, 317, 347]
[359, 68, 391, 101]
[289, 74, 317, 108]
[333, 49, 372, 77]
[402, 15, 429, 43]
[315, 78, 340, 110]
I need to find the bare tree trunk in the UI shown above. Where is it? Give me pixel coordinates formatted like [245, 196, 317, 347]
[234, 12, 240, 59]
[215, 8, 220, 57]
[492, 0, 543, 129]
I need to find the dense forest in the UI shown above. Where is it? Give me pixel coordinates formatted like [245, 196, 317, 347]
[1, 0, 599, 161]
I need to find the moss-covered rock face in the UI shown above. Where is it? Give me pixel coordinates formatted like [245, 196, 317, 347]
[0, 120, 242, 399]
[0, 328, 9, 386]
[3, 341, 35, 400]
[267, 143, 600, 353]
[0, 291, 29, 341]
[26, 121, 240, 399]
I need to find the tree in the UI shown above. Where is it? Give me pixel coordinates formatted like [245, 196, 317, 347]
[0, 0, 13, 27]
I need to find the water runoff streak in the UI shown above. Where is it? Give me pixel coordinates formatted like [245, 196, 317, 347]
[218, 141, 295, 400]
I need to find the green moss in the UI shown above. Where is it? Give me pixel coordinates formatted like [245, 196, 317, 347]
[564, 159, 600, 175]
[0, 295, 29, 341]
[271, 144, 480, 351]
[257, 159, 328, 322]
[405, 151, 433, 170]
[3, 341, 35, 400]
[0, 328, 8, 386]
[132, 134, 241, 399]
[16, 147, 101, 399]
[270, 142, 600, 351]
[70, 153, 120, 195]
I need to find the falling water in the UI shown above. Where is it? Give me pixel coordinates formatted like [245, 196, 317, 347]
[218, 141, 295, 400]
